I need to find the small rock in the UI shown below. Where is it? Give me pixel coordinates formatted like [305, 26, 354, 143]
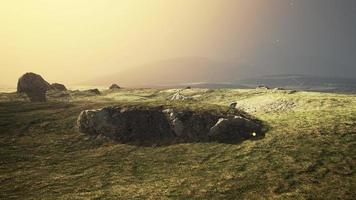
[86, 89, 101, 95]
[169, 112, 176, 120]
[50, 83, 67, 91]
[256, 85, 270, 90]
[109, 84, 121, 90]
[229, 102, 237, 109]
[170, 90, 192, 101]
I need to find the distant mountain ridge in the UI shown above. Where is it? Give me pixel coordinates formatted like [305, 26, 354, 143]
[83, 57, 246, 87]
[82, 57, 356, 92]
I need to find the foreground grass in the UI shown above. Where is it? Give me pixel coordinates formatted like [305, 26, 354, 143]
[0, 89, 355, 199]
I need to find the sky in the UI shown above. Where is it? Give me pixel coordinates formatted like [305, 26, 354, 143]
[0, 0, 355, 86]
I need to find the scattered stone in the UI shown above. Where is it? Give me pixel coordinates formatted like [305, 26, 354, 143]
[272, 87, 297, 94]
[162, 109, 173, 114]
[256, 85, 270, 90]
[170, 90, 192, 101]
[85, 89, 101, 95]
[50, 83, 67, 91]
[109, 84, 121, 90]
[17, 72, 51, 102]
[229, 102, 237, 109]
[272, 87, 285, 92]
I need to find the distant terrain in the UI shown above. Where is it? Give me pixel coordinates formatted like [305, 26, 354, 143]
[2, 73, 356, 94]
[0, 88, 355, 199]
[74, 57, 356, 93]
[82, 57, 247, 87]
[234, 74, 356, 93]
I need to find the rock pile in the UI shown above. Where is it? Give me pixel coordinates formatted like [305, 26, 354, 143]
[77, 105, 264, 145]
[17, 72, 69, 102]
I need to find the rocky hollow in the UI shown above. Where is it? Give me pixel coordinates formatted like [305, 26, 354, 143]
[77, 105, 266, 145]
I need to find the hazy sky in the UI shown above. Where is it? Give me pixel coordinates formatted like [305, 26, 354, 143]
[0, 0, 355, 86]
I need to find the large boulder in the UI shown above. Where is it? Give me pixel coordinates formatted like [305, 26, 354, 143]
[50, 83, 67, 91]
[77, 105, 264, 145]
[17, 72, 50, 102]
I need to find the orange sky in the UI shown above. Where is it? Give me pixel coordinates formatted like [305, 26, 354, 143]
[0, 0, 269, 86]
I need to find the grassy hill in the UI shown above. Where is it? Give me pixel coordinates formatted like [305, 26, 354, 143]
[0, 88, 355, 199]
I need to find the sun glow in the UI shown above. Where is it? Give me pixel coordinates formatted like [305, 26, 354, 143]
[0, 0, 267, 86]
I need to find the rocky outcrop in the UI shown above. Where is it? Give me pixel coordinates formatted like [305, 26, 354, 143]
[77, 105, 264, 145]
[17, 72, 51, 102]
[109, 84, 121, 90]
[85, 89, 101, 95]
[208, 116, 261, 142]
[170, 90, 192, 101]
[78, 107, 175, 144]
[50, 83, 67, 91]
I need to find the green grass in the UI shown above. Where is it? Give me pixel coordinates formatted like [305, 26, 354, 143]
[0, 89, 355, 199]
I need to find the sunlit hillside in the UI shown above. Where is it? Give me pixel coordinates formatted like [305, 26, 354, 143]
[1, 88, 355, 199]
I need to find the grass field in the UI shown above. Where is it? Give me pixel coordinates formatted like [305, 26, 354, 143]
[0, 88, 355, 199]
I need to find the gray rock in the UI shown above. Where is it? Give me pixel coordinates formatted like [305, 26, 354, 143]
[77, 106, 264, 144]
[50, 83, 67, 91]
[77, 106, 174, 143]
[109, 84, 121, 90]
[256, 85, 270, 90]
[229, 102, 237, 109]
[17, 72, 50, 102]
[172, 118, 184, 136]
[86, 89, 101, 95]
[208, 116, 262, 142]
[170, 90, 192, 101]
[162, 109, 173, 114]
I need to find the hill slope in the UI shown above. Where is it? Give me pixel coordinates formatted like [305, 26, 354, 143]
[0, 89, 355, 199]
